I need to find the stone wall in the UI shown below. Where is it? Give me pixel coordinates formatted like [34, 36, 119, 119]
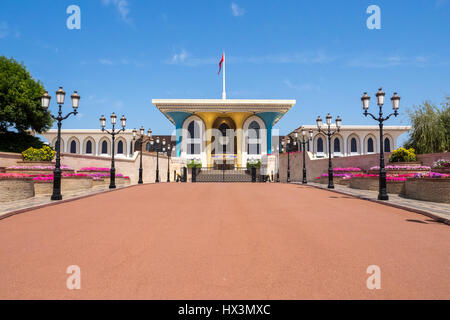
[0, 151, 184, 185]
[403, 178, 450, 203]
[0, 179, 35, 202]
[278, 151, 450, 183]
[417, 152, 450, 167]
[278, 152, 392, 183]
[33, 177, 93, 195]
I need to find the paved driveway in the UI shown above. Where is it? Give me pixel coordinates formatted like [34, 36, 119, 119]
[0, 183, 448, 299]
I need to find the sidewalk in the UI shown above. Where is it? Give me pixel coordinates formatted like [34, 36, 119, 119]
[0, 184, 138, 220]
[296, 182, 450, 225]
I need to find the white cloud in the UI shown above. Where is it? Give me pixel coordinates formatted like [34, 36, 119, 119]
[164, 51, 336, 67]
[284, 80, 320, 92]
[347, 55, 439, 68]
[170, 50, 188, 64]
[99, 58, 114, 65]
[0, 22, 9, 38]
[231, 51, 337, 65]
[231, 3, 246, 17]
[102, 0, 132, 24]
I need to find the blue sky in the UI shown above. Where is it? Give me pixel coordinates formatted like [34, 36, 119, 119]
[1, 0, 449, 143]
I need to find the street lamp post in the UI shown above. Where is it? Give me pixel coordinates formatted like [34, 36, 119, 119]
[295, 129, 313, 184]
[166, 144, 171, 182]
[282, 138, 291, 183]
[100, 113, 127, 189]
[133, 127, 151, 184]
[276, 146, 280, 182]
[41, 87, 80, 201]
[361, 88, 400, 200]
[316, 114, 342, 189]
[151, 137, 163, 183]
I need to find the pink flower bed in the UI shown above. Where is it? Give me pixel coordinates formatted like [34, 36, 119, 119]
[0, 173, 33, 180]
[370, 165, 431, 171]
[333, 167, 362, 172]
[413, 172, 450, 179]
[7, 165, 72, 170]
[79, 167, 110, 172]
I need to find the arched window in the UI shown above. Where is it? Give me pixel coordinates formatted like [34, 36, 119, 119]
[146, 142, 151, 151]
[86, 140, 92, 154]
[317, 137, 324, 153]
[187, 120, 201, 155]
[117, 141, 124, 154]
[351, 138, 357, 153]
[248, 121, 261, 155]
[102, 141, 108, 154]
[70, 140, 77, 154]
[367, 138, 374, 153]
[188, 121, 200, 139]
[384, 138, 391, 152]
[333, 138, 340, 153]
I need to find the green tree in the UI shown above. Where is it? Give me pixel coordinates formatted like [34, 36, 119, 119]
[405, 97, 450, 154]
[0, 56, 52, 134]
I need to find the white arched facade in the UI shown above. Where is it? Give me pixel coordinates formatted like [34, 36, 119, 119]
[83, 136, 96, 155]
[51, 137, 65, 153]
[67, 137, 80, 154]
[292, 125, 410, 159]
[98, 137, 111, 156]
[347, 134, 361, 156]
[364, 134, 377, 154]
[241, 115, 267, 165]
[181, 115, 207, 167]
[313, 133, 328, 158]
[332, 134, 344, 157]
[383, 134, 394, 153]
[115, 137, 127, 157]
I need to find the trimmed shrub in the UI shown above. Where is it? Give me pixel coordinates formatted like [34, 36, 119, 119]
[22, 145, 55, 161]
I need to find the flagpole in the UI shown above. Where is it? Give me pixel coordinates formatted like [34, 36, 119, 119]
[222, 52, 226, 100]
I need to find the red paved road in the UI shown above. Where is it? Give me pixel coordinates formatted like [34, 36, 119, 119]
[0, 183, 449, 299]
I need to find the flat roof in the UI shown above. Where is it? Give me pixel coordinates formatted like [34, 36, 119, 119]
[152, 98, 296, 113]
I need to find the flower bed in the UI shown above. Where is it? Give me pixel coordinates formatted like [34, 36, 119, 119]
[78, 167, 110, 173]
[84, 173, 130, 185]
[349, 175, 405, 194]
[0, 174, 35, 202]
[6, 165, 74, 175]
[333, 167, 362, 174]
[316, 173, 352, 186]
[432, 159, 450, 174]
[369, 165, 430, 174]
[403, 175, 450, 203]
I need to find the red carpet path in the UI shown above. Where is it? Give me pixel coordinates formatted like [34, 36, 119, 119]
[0, 183, 449, 299]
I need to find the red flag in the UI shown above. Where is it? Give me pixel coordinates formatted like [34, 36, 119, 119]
[218, 53, 224, 75]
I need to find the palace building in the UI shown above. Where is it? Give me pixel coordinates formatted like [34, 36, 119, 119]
[152, 99, 296, 169]
[40, 99, 410, 171]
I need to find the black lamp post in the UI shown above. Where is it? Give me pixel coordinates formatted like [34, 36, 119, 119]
[282, 138, 291, 183]
[151, 137, 162, 183]
[316, 114, 342, 189]
[276, 146, 280, 182]
[133, 127, 151, 184]
[100, 113, 127, 189]
[295, 129, 313, 184]
[361, 88, 400, 200]
[166, 143, 171, 182]
[41, 87, 80, 201]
